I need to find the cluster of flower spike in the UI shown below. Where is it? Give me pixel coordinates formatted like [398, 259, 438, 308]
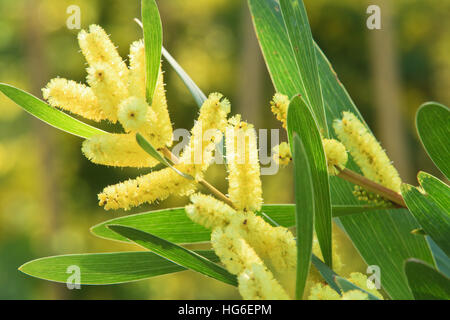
[270, 93, 401, 203]
[185, 117, 296, 299]
[308, 272, 384, 300]
[43, 25, 173, 170]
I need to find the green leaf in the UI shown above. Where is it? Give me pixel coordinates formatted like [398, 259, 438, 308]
[334, 276, 381, 300]
[310, 254, 340, 294]
[401, 183, 450, 257]
[142, 0, 163, 103]
[279, 0, 327, 134]
[91, 205, 400, 245]
[0, 83, 106, 139]
[405, 259, 450, 300]
[19, 251, 219, 285]
[418, 171, 450, 213]
[428, 238, 450, 278]
[287, 95, 332, 267]
[162, 47, 207, 108]
[292, 134, 314, 299]
[249, 0, 435, 299]
[107, 225, 237, 286]
[136, 133, 194, 180]
[416, 102, 450, 179]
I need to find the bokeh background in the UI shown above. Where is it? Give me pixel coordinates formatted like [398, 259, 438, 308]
[0, 0, 448, 299]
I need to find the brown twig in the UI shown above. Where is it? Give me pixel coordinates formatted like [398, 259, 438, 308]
[335, 166, 407, 208]
[161, 147, 235, 208]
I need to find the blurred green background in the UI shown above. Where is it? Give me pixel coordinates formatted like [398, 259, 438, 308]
[0, 0, 448, 299]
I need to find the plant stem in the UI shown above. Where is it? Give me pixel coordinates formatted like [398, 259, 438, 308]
[335, 165, 406, 208]
[161, 147, 235, 208]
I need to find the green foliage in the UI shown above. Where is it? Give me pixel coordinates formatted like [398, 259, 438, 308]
[248, 0, 436, 299]
[292, 134, 314, 299]
[142, 0, 163, 103]
[287, 96, 332, 268]
[279, 0, 327, 134]
[416, 102, 450, 179]
[401, 180, 450, 257]
[19, 251, 220, 285]
[405, 259, 450, 300]
[107, 225, 237, 286]
[0, 83, 105, 139]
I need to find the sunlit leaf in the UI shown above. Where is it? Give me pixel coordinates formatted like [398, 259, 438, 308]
[405, 259, 450, 300]
[142, 0, 163, 103]
[279, 0, 327, 134]
[287, 95, 332, 267]
[292, 134, 314, 299]
[107, 225, 237, 286]
[416, 102, 450, 179]
[0, 83, 106, 139]
[19, 251, 219, 285]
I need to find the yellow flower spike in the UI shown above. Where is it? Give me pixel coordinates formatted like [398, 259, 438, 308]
[211, 227, 262, 275]
[82, 133, 160, 168]
[272, 142, 292, 167]
[185, 193, 236, 229]
[78, 25, 128, 85]
[128, 39, 146, 99]
[117, 97, 148, 132]
[180, 93, 231, 174]
[238, 264, 290, 300]
[98, 163, 197, 211]
[347, 272, 383, 299]
[128, 40, 174, 147]
[308, 272, 384, 300]
[185, 194, 296, 273]
[341, 290, 369, 300]
[86, 63, 128, 122]
[232, 213, 297, 273]
[42, 78, 107, 122]
[226, 116, 263, 212]
[307, 282, 341, 300]
[322, 138, 348, 175]
[270, 93, 289, 129]
[333, 112, 402, 192]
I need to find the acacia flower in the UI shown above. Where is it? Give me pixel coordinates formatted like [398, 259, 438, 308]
[322, 138, 348, 175]
[333, 112, 401, 192]
[98, 93, 230, 210]
[186, 193, 297, 274]
[226, 116, 263, 212]
[43, 25, 173, 169]
[270, 93, 289, 129]
[272, 142, 292, 167]
[211, 227, 290, 300]
[308, 272, 383, 300]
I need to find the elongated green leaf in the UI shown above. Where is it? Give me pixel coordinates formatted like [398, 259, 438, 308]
[19, 251, 219, 285]
[107, 225, 237, 286]
[292, 134, 314, 299]
[418, 171, 450, 212]
[405, 259, 450, 300]
[136, 133, 193, 180]
[401, 184, 450, 257]
[249, 0, 435, 299]
[279, 0, 326, 134]
[142, 0, 162, 103]
[310, 254, 340, 294]
[162, 47, 207, 108]
[416, 102, 450, 179]
[91, 205, 399, 244]
[428, 238, 450, 278]
[287, 95, 332, 267]
[334, 276, 381, 300]
[0, 83, 106, 139]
